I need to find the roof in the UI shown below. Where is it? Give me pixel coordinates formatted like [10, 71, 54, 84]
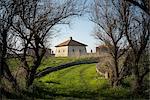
[96, 45, 108, 48]
[55, 37, 87, 47]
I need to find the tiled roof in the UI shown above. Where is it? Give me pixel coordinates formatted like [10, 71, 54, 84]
[55, 37, 87, 47]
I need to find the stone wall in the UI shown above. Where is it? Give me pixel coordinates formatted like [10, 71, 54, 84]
[68, 46, 87, 57]
[55, 46, 68, 57]
[55, 46, 87, 57]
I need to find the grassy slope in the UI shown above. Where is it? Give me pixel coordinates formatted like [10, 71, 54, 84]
[38, 57, 78, 71]
[33, 57, 132, 99]
[6, 57, 147, 99]
[7, 57, 78, 72]
[37, 64, 106, 96]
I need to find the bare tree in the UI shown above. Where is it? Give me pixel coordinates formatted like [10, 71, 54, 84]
[91, 0, 130, 86]
[125, 0, 150, 15]
[11, 0, 86, 87]
[0, 0, 18, 89]
[123, 4, 150, 94]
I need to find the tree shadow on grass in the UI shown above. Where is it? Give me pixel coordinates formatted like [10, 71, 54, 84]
[24, 85, 98, 99]
[29, 84, 133, 100]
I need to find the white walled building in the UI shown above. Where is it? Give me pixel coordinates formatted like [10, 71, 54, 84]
[55, 37, 87, 57]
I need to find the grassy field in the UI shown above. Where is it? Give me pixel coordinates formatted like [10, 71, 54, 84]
[34, 63, 133, 100]
[4, 57, 148, 99]
[29, 57, 133, 99]
[38, 57, 79, 71]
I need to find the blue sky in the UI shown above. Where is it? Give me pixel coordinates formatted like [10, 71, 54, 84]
[51, 16, 101, 53]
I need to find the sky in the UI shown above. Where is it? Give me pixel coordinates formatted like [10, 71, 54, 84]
[50, 16, 101, 53]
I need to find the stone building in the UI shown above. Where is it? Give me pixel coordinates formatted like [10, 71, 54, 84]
[96, 45, 109, 55]
[55, 37, 87, 57]
[27, 48, 52, 57]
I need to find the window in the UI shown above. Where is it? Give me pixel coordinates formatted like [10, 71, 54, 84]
[63, 50, 65, 52]
[58, 50, 60, 53]
[72, 49, 75, 52]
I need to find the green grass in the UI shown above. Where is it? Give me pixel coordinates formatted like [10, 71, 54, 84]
[38, 57, 77, 71]
[5, 57, 148, 99]
[38, 57, 97, 71]
[7, 57, 77, 72]
[34, 62, 132, 99]
[38, 64, 105, 93]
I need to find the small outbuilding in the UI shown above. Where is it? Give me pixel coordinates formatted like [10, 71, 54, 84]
[96, 45, 109, 55]
[55, 37, 87, 57]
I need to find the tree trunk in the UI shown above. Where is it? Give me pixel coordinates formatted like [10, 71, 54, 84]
[111, 55, 121, 87]
[0, 59, 4, 77]
[111, 76, 121, 87]
[132, 56, 143, 95]
[27, 77, 34, 88]
[3, 62, 19, 90]
[1, 31, 7, 77]
[26, 70, 36, 87]
[1, 31, 19, 90]
[26, 63, 40, 87]
[133, 76, 143, 95]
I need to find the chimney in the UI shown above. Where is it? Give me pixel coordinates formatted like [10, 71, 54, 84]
[70, 37, 72, 40]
